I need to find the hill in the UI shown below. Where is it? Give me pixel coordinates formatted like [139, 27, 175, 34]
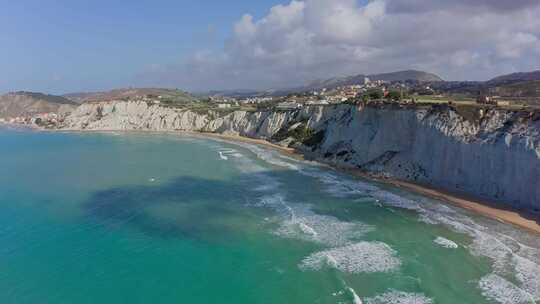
[489, 80, 540, 97]
[307, 70, 443, 90]
[0, 91, 77, 119]
[488, 70, 540, 85]
[63, 88, 199, 104]
[370, 70, 443, 82]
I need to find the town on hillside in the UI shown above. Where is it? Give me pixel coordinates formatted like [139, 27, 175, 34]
[209, 76, 540, 111]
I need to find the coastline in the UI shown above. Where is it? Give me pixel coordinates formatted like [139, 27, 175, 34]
[187, 131, 540, 235]
[34, 126, 540, 234]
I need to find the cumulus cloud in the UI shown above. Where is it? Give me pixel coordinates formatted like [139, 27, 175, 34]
[137, 0, 540, 91]
[386, 0, 540, 13]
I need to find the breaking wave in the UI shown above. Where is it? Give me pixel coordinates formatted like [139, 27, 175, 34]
[479, 274, 536, 304]
[433, 237, 459, 249]
[247, 146, 540, 303]
[213, 138, 540, 304]
[299, 242, 401, 274]
[275, 211, 373, 247]
[347, 287, 364, 304]
[364, 291, 433, 304]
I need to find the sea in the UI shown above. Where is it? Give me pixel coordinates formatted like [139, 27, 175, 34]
[0, 126, 539, 304]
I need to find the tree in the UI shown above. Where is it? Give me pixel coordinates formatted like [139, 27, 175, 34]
[367, 89, 383, 100]
[387, 90, 401, 101]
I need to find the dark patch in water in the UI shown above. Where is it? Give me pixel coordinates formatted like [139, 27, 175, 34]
[82, 176, 250, 242]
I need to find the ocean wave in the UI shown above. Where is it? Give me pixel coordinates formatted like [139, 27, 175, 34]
[218, 151, 228, 160]
[301, 169, 380, 198]
[479, 274, 535, 304]
[433, 237, 458, 249]
[364, 291, 433, 304]
[347, 287, 364, 304]
[225, 147, 282, 193]
[275, 212, 373, 247]
[219, 138, 540, 303]
[253, 194, 297, 219]
[421, 207, 540, 301]
[370, 191, 422, 211]
[299, 242, 401, 274]
[236, 142, 302, 171]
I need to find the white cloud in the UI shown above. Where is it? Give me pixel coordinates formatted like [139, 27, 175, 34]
[137, 0, 540, 90]
[496, 32, 540, 59]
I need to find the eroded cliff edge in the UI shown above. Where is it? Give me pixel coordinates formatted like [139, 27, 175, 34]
[60, 101, 540, 212]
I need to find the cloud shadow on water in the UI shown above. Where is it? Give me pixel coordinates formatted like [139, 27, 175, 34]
[81, 171, 292, 243]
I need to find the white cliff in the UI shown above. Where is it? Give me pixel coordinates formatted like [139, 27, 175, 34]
[61, 100, 540, 212]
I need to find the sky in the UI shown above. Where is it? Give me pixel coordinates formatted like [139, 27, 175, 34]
[1, 0, 539, 94]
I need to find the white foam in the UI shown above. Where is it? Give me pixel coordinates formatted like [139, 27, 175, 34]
[371, 191, 422, 211]
[253, 194, 295, 218]
[275, 213, 373, 247]
[364, 291, 433, 304]
[434, 237, 458, 249]
[299, 242, 401, 274]
[256, 193, 373, 247]
[514, 255, 540, 300]
[348, 287, 363, 304]
[214, 137, 540, 304]
[300, 169, 379, 198]
[229, 151, 282, 193]
[478, 274, 535, 304]
[238, 142, 302, 171]
[419, 205, 540, 301]
[218, 151, 228, 160]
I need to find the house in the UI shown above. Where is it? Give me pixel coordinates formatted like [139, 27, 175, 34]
[477, 95, 495, 105]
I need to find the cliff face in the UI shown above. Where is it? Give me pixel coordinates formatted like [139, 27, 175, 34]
[61, 101, 540, 212]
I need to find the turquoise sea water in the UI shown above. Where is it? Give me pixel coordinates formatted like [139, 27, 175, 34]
[0, 126, 539, 304]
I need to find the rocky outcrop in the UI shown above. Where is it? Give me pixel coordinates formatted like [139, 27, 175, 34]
[61, 100, 540, 212]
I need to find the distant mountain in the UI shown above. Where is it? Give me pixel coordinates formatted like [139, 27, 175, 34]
[0, 91, 77, 119]
[307, 70, 443, 90]
[489, 80, 540, 97]
[370, 70, 444, 82]
[64, 88, 199, 104]
[488, 70, 540, 85]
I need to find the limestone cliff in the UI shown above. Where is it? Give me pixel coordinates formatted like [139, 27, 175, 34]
[61, 100, 540, 212]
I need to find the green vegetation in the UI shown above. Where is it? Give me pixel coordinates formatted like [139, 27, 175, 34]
[367, 89, 383, 100]
[272, 119, 325, 148]
[451, 104, 486, 124]
[386, 90, 401, 101]
[288, 125, 315, 142]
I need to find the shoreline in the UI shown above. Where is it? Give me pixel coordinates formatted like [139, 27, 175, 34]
[27, 127, 540, 234]
[187, 131, 540, 235]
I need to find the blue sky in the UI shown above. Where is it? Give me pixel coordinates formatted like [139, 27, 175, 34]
[1, 0, 539, 94]
[0, 0, 283, 94]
